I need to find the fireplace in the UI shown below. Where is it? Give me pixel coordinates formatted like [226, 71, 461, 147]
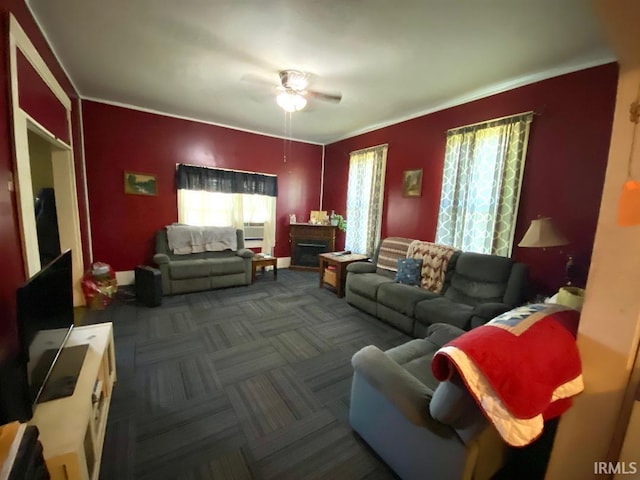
[293, 241, 331, 267]
[289, 224, 336, 271]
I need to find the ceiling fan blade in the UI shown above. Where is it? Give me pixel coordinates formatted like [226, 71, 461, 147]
[306, 89, 342, 103]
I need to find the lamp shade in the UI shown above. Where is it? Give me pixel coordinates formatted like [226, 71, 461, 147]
[518, 217, 569, 248]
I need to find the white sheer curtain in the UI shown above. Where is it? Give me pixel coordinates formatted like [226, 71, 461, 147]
[435, 112, 533, 256]
[177, 190, 276, 254]
[345, 145, 388, 256]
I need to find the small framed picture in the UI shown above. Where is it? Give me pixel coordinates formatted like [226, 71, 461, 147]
[402, 169, 423, 197]
[124, 171, 157, 196]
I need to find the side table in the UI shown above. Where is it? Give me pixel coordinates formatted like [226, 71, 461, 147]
[318, 252, 368, 298]
[251, 256, 278, 283]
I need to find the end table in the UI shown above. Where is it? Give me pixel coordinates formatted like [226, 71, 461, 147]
[318, 252, 368, 297]
[251, 255, 278, 283]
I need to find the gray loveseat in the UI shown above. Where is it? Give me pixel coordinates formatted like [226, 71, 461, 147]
[346, 237, 528, 336]
[350, 322, 505, 480]
[153, 228, 254, 295]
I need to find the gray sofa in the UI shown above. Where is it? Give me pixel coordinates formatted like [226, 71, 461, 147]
[350, 322, 505, 480]
[346, 239, 528, 336]
[153, 228, 254, 294]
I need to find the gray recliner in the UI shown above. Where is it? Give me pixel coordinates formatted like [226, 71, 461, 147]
[350, 323, 505, 480]
[153, 228, 254, 294]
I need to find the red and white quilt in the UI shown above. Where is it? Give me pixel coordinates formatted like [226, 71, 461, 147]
[432, 303, 583, 446]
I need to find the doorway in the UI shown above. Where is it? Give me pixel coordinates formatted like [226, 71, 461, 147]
[9, 15, 85, 306]
[28, 130, 61, 267]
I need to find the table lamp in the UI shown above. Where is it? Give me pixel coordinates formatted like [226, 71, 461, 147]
[518, 217, 576, 284]
[518, 217, 584, 308]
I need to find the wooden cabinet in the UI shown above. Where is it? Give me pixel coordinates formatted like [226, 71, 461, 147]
[29, 323, 116, 480]
[289, 224, 337, 271]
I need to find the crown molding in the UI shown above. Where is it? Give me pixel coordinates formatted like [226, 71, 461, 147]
[325, 55, 617, 145]
[81, 97, 324, 146]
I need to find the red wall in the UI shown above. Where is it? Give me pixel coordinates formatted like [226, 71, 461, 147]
[82, 101, 323, 271]
[324, 64, 618, 294]
[17, 50, 69, 144]
[0, 2, 87, 353]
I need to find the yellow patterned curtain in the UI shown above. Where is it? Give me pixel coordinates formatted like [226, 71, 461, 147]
[435, 112, 533, 256]
[345, 145, 388, 256]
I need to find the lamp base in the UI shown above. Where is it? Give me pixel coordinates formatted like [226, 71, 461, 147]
[565, 255, 577, 286]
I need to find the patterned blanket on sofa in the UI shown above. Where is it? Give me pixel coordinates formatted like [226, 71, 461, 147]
[376, 237, 416, 273]
[407, 240, 458, 293]
[431, 303, 583, 447]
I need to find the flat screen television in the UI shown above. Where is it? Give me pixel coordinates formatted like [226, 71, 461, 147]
[0, 249, 79, 423]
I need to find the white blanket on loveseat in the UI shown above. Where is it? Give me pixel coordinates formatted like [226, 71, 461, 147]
[166, 224, 237, 254]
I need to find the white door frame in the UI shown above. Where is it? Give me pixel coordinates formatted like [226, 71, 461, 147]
[9, 14, 85, 306]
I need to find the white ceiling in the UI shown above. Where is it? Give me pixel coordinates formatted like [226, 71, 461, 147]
[27, 0, 614, 145]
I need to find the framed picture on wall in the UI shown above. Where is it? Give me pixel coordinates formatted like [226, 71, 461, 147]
[124, 171, 157, 196]
[402, 169, 423, 197]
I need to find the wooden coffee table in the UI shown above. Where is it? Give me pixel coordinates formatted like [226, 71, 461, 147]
[251, 256, 277, 282]
[318, 252, 369, 297]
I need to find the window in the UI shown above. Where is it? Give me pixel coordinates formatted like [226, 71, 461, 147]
[176, 165, 277, 254]
[435, 112, 533, 256]
[345, 145, 388, 256]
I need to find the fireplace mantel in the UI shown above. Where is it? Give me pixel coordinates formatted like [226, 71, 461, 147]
[289, 224, 337, 271]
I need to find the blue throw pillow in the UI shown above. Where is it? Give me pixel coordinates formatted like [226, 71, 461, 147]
[394, 258, 423, 286]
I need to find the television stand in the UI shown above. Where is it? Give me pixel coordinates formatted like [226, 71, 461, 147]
[38, 344, 89, 403]
[29, 323, 116, 480]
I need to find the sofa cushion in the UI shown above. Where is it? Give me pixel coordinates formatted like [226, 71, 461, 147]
[169, 259, 212, 279]
[394, 258, 423, 286]
[209, 256, 246, 276]
[415, 297, 475, 330]
[378, 283, 440, 317]
[348, 272, 394, 301]
[384, 324, 464, 391]
[385, 339, 440, 391]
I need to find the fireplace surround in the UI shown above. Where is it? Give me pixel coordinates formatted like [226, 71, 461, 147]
[289, 224, 336, 270]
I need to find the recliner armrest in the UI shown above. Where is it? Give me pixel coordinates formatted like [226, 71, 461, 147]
[347, 262, 376, 274]
[153, 253, 170, 264]
[236, 248, 255, 258]
[352, 345, 442, 429]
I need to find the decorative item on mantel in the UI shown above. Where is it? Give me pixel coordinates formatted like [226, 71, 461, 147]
[330, 211, 347, 232]
[309, 210, 328, 225]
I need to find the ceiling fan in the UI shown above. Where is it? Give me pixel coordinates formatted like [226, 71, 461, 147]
[243, 69, 342, 112]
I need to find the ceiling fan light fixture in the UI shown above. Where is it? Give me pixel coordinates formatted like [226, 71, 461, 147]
[276, 90, 307, 112]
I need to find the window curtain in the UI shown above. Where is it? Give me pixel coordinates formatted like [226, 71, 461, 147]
[176, 165, 277, 255]
[345, 145, 388, 256]
[435, 112, 533, 256]
[176, 164, 277, 196]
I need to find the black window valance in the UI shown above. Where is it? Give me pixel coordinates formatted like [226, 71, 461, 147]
[176, 164, 278, 197]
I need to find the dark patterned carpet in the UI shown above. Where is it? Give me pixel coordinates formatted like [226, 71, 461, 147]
[84, 268, 410, 480]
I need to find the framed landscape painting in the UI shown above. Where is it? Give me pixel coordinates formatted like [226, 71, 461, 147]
[124, 171, 157, 196]
[402, 169, 423, 197]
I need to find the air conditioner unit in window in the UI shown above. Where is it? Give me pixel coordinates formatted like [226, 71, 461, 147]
[243, 222, 265, 240]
